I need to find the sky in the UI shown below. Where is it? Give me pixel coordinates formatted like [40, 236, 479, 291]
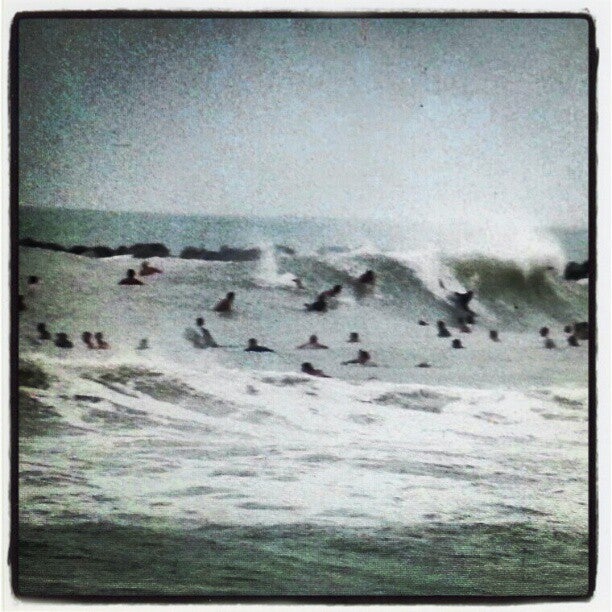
[17, 17, 589, 227]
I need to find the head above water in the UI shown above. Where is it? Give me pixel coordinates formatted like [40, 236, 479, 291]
[539, 326, 550, 338]
[301, 362, 314, 373]
[437, 320, 447, 328]
[452, 339, 464, 349]
[309, 334, 318, 343]
[196, 317, 204, 327]
[37, 323, 47, 332]
[127, 269, 136, 278]
[248, 338, 258, 348]
[94, 332, 104, 341]
[348, 332, 360, 342]
[227, 292, 235, 300]
[28, 275, 39, 284]
[82, 331, 92, 341]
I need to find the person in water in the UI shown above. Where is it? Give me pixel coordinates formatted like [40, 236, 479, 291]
[437, 321, 451, 338]
[342, 349, 373, 365]
[139, 261, 162, 276]
[301, 362, 331, 378]
[119, 269, 144, 286]
[137, 338, 149, 350]
[451, 339, 464, 349]
[95, 332, 109, 349]
[196, 317, 219, 348]
[213, 292, 235, 313]
[544, 337, 556, 349]
[245, 338, 274, 353]
[54, 333, 73, 349]
[348, 332, 360, 343]
[453, 290, 475, 314]
[418, 320, 429, 326]
[489, 330, 500, 342]
[567, 335, 580, 347]
[304, 295, 327, 312]
[292, 278, 305, 290]
[37, 323, 51, 341]
[539, 326, 550, 338]
[298, 334, 329, 349]
[81, 332, 95, 349]
[27, 275, 41, 291]
[357, 270, 375, 285]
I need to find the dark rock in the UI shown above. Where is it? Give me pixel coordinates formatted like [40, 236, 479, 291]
[128, 243, 171, 258]
[115, 245, 129, 256]
[19, 237, 66, 252]
[68, 245, 89, 255]
[564, 260, 589, 281]
[85, 246, 116, 258]
[179, 245, 261, 262]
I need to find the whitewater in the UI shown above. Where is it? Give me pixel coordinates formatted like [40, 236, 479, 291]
[16, 211, 590, 596]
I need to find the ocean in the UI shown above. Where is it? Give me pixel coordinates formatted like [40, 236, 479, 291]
[15, 206, 590, 598]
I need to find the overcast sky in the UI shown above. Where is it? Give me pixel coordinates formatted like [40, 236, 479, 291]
[18, 17, 589, 226]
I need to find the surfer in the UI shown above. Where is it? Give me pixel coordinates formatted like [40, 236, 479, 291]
[418, 320, 429, 326]
[119, 269, 144, 285]
[245, 338, 275, 353]
[348, 332, 360, 343]
[342, 349, 374, 365]
[304, 295, 327, 312]
[437, 321, 451, 338]
[195, 317, 219, 348]
[139, 261, 162, 276]
[301, 362, 331, 378]
[539, 326, 550, 338]
[489, 330, 500, 342]
[451, 339, 464, 349]
[213, 292, 235, 313]
[37, 323, 51, 341]
[95, 332, 109, 349]
[54, 332, 73, 349]
[81, 331, 95, 349]
[298, 334, 329, 349]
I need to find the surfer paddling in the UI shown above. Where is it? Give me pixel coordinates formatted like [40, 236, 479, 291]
[301, 362, 331, 378]
[139, 261, 162, 276]
[245, 338, 274, 353]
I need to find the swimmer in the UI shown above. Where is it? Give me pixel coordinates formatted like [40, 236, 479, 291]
[563, 324, 573, 334]
[81, 332, 95, 349]
[544, 338, 556, 349]
[27, 275, 41, 291]
[94, 332, 109, 349]
[301, 362, 331, 378]
[342, 349, 373, 365]
[54, 333, 73, 349]
[245, 338, 274, 353]
[437, 321, 451, 338]
[37, 323, 51, 341]
[451, 339, 464, 349]
[119, 269, 144, 285]
[539, 326, 550, 338]
[196, 317, 219, 348]
[418, 320, 429, 326]
[139, 261, 162, 276]
[137, 338, 150, 350]
[489, 330, 500, 342]
[213, 292, 235, 313]
[567, 335, 580, 347]
[298, 334, 329, 349]
[416, 362, 432, 368]
[357, 270, 375, 285]
[304, 296, 327, 312]
[348, 332, 360, 343]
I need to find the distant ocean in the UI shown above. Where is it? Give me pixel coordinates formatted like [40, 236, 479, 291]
[16, 205, 590, 597]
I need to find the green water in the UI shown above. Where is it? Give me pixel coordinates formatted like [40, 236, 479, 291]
[17, 521, 589, 597]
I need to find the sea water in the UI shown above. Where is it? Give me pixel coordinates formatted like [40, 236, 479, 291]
[16, 207, 590, 597]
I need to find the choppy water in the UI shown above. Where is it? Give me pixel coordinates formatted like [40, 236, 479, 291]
[16, 208, 590, 597]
